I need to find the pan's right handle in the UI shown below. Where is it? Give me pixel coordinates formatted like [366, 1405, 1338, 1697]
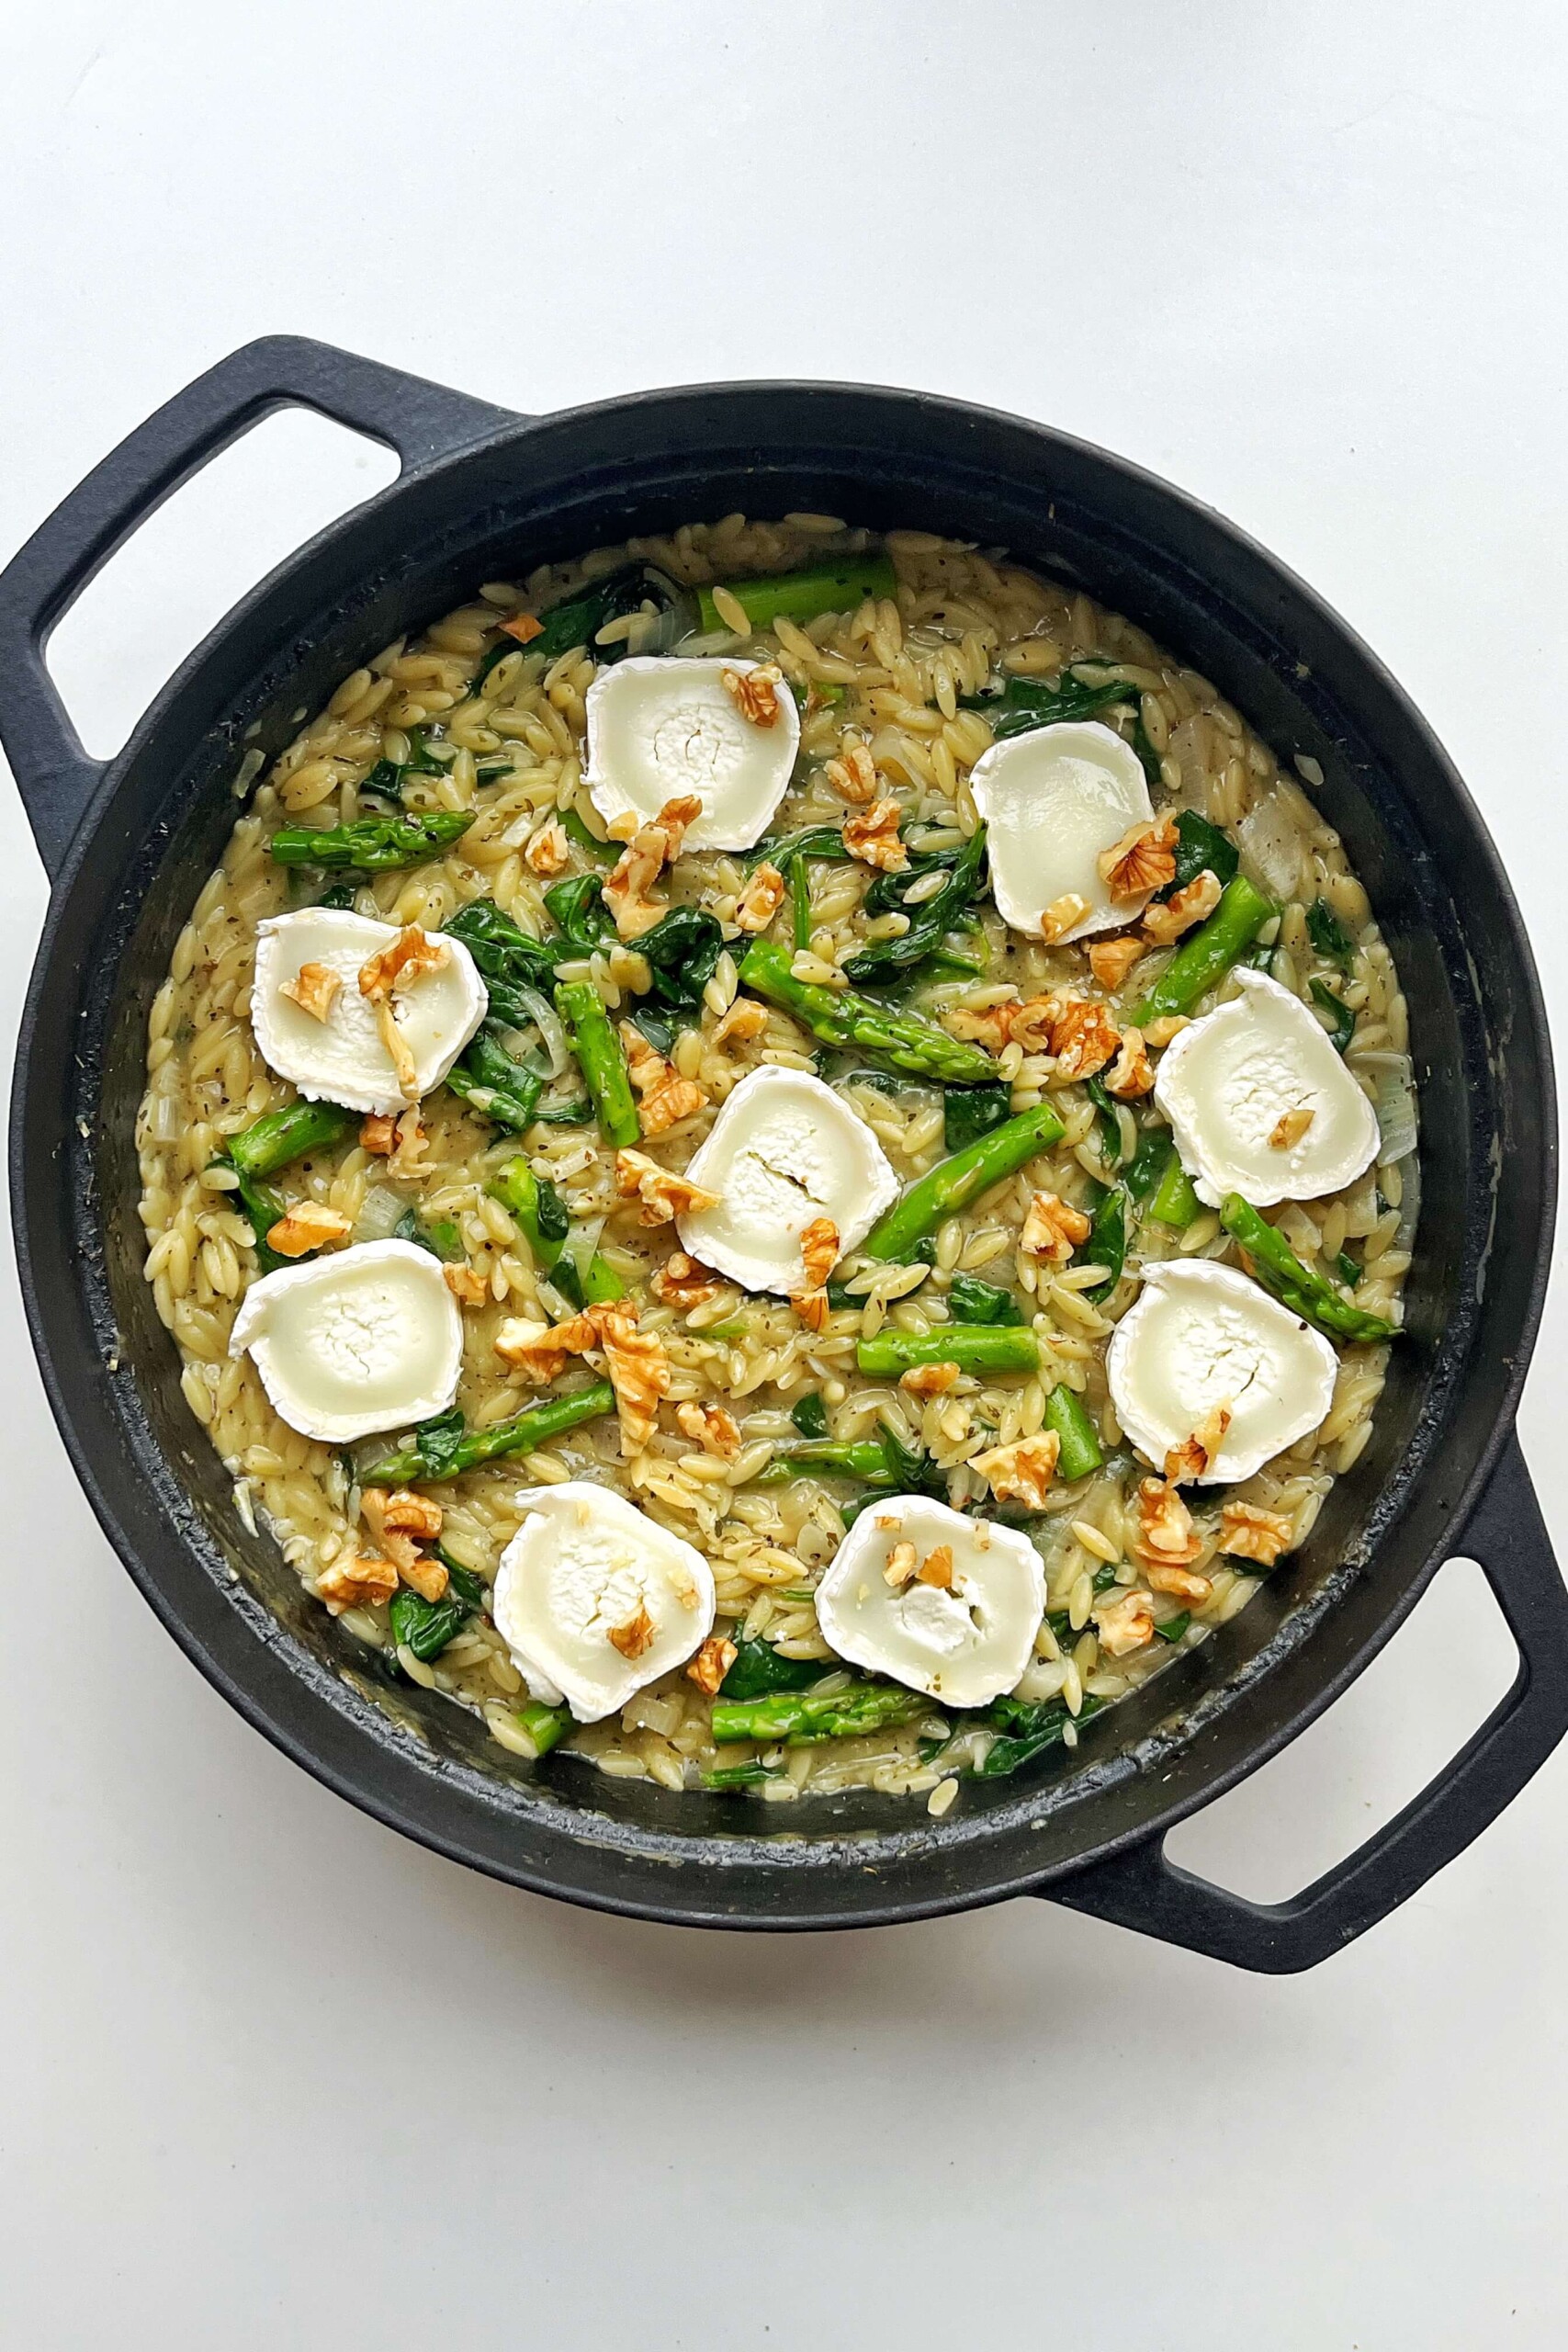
[1044, 1429, 1568, 1972]
[0, 334, 516, 880]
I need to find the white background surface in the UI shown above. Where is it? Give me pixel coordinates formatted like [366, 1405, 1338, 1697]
[3, 6, 1565, 2345]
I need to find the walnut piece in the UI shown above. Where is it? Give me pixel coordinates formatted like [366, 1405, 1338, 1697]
[713, 998, 768, 1051]
[590, 1304, 671, 1456]
[372, 999, 420, 1102]
[444, 1261, 488, 1307]
[317, 1553, 399, 1611]
[1104, 1027, 1155, 1100]
[1145, 1558, 1212, 1603]
[650, 1251, 725, 1310]
[603, 794, 703, 940]
[842, 797, 908, 872]
[1144, 1015, 1191, 1049]
[524, 819, 571, 877]
[1269, 1106, 1315, 1150]
[1088, 937, 1144, 992]
[1098, 817, 1178, 902]
[899, 1361, 961, 1397]
[358, 924, 447, 1003]
[884, 1541, 919, 1589]
[1021, 1190, 1093, 1264]
[1220, 1500, 1295, 1566]
[500, 611, 544, 646]
[1142, 869, 1222, 946]
[1133, 1477, 1204, 1567]
[798, 1216, 840, 1295]
[735, 862, 787, 933]
[614, 1148, 720, 1227]
[686, 1634, 738, 1695]
[825, 742, 878, 803]
[493, 1310, 599, 1384]
[675, 1400, 741, 1459]
[619, 1023, 708, 1136]
[1093, 1588, 1156, 1657]
[266, 1202, 352, 1259]
[1164, 1400, 1234, 1485]
[360, 1114, 397, 1155]
[281, 960, 341, 1023]
[917, 1544, 954, 1590]
[1045, 997, 1122, 1081]
[722, 662, 784, 727]
[606, 1602, 656, 1661]
[1040, 892, 1090, 944]
[970, 1430, 1062, 1510]
[386, 1106, 429, 1182]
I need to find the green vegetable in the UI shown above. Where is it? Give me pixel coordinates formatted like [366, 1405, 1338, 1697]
[842, 827, 988, 987]
[1333, 1250, 1360, 1290]
[958, 672, 1138, 741]
[221, 1162, 289, 1273]
[856, 1326, 1039, 1378]
[513, 1700, 573, 1758]
[1166, 809, 1239, 897]
[702, 1762, 784, 1791]
[637, 906, 726, 1019]
[750, 823, 856, 870]
[442, 899, 558, 1023]
[559, 807, 620, 865]
[548, 1228, 626, 1310]
[489, 1159, 570, 1266]
[1307, 897, 1355, 966]
[789, 854, 812, 951]
[555, 981, 640, 1148]
[360, 725, 446, 804]
[227, 1099, 355, 1181]
[863, 1100, 1066, 1261]
[947, 1272, 1024, 1326]
[696, 552, 897, 638]
[1147, 1149, 1201, 1228]
[1130, 874, 1276, 1023]
[738, 938, 998, 1086]
[469, 562, 681, 695]
[710, 1678, 925, 1747]
[1124, 1124, 1175, 1202]
[1220, 1194, 1398, 1343]
[392, 1207, 464, 1262]
[1084, 1075, 1125, 1164]
[544, 874, 617, 958]
[362, 1379, 616, 1486]
[756, 1438, 901, 1487]
[389, 1555, 487, 1662]
[532, 1096, 595, 1125]
[974, 1690, 1108, 1776]
[318, 880, 359, 910]
[1077, 1184, 1127, 1301]
[1155, 1611, 1191, 1644]
[445, 1029, 544, 1134]
[1131, 715, 1163, 786]
[790, 1393, 829, 1439]
[1043, 1384, 1104, 1481]
[718, 1638, 825, 1701]
[942, 1082, 1012, 1155]
[269, 810, 474, 871]
[1310, 978, 1356, 1055]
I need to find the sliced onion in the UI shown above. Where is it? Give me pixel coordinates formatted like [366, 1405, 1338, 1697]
[1371, 1054, 1418, 1168]
[149, 1091, 182, 1144]
[512, 984, 571, 1079]
[355, 1183, 408, 1243]
[1236, 795, 1305, 901]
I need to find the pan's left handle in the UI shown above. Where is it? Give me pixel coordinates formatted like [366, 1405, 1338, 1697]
[0, 334, 516, 880]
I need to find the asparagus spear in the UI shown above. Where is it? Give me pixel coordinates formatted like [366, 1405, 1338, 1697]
[269, 810, 474, 871]
[1146, 1149, 1201, 1228]
[227, 1099, 355, 1180]
[362, 1378, 615, 1487]
[1043, 1385, 1104, 1480]
[554, 981, 640, 1148]
[862, 1101, 1066, 1261]
[751, 1439, 901, 1487]
[512, 1700, 574, 1758]
[738, 939, 997, 1085]
[696, 552, 897, 637]
[710, 1678, 925, 1747]
[702, 1762, 784, 1790]
[220, 1162, 288, 1273]
[1220, 1194, 1398, 1343]
[857, 1326, 1040, 1378]
[1130, 874, 1275, 1023]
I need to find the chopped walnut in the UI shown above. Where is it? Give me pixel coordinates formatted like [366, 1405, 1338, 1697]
[524, 819, 571, 877]
[676, 1400, 741, 1459]
[606, 1602, 657, 1661]
[650, 1251, 725, 1310]
[603, 794, 703, 939]
[1104, 1027, 1155, 1100]
[1133, 1477, 1205, 1567]
[493, 1310, 599, 1383]
[358, 924, 447, 1003]
[1144, 1015, 1191, 1049]
[619, 1023, 708, 1136]
[798, 1216, 840, 1295]
[372, 1000, 420, 1102]
[1164, 1401, 1233, 1485]
[1145, 1558, 1213, 1603]
[1088, 936, 1145, 992]
[1093, 1588, 1156, 1657]
[970, 1430, 1062, 1510]
[884, 1541, 919, 1589]
[899, 1361, 961, 1397]
[266, 1201, 352, 1259]
[400, 1552, 450, 1604]
[386, 1105, 430, 1182]
[713, 997, 768, 1050]
[281, 960, 341, 1023]
[722, 662, 784, 727]
[589, 1304, 671, 1455]
[621, 1023, 671, 1098]
[1142, 869, 1222, 946]
[1005, 995, 1066, 1053]
[1220, 1500, 1296, 1566]
[735, 862, 787, 932]
[360, 1113, 397, 1155]
[944, 1001, 1017, 1050]
[614, 1148, 720, 1227]
[317, 1553, 399, 1611]
[1099, 817, 1178, 902]
[1045, 996, 1122, 1081]
[1021, 1190, 1093, 1263]
[444, 1261, 488, 1307]
[825, 742, 878, 804]
[918, 1544, 954, 1590]
[501, 611, 545, 645]
[1269, 1106, 1315, 1150]
[842, 797, 908, 871]
[1040, 892, 1090, 944]
[686, 1634, 738, 1695]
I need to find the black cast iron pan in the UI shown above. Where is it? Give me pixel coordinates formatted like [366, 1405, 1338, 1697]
[1, 336, 1562, 1970]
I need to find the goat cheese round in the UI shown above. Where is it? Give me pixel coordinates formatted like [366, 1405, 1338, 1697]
[229, 1238, 464, 1443]
[1154, 967, 1381, 1207]
[582, 657, 801, 850]
[816, 1494, 1045, 1710]
[492, 1483, 716, 1722]
[675, 1065, 900, 1297]
[252, 908, 488, 1116]
[967, 718, 1155, 941]
[1107, 1259, 1337, 1484]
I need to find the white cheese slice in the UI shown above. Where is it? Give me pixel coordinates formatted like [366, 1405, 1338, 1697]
[252, 908, 488, 1117]
[1106, 1258, 1337, 1484]
[229, 1238, 464, 1442]
[1154, 967, 1381, 1207]
[492, 1482, 716, 1722]
[816, 1494, 1044, 1710]
[967, 718, 1154, 941]
[675, 1065, 900, 1296]
[582, 656, 801, 851]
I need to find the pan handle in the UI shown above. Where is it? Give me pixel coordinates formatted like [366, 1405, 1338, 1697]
[1042, 1427, 1568, 1972]
[0, 334, 515, 879]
